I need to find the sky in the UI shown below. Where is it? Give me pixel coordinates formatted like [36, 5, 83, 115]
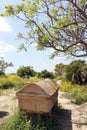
[0, 0, 87, 74]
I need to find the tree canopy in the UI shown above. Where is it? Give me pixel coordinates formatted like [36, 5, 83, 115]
[17, 66, 36, 78]
[38, 69, 54, 79]
[54, 63, 65, 76]
[0, 57, 13, 76]
[1, 0, 87, 57]
[65, 60, 86, 84]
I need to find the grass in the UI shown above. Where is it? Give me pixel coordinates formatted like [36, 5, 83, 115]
[0, 107, 63, 130]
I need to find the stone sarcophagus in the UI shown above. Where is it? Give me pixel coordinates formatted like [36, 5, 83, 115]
[16, 78, 59, 115]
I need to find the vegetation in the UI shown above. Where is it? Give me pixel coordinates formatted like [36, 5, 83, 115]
[17, 65, 55, 79]
[38, 69, 54, 79]
[0, 59, 87, 106]
[0, 74, 43, 90]
[54, 63, 65, 77]
[27, 76, 42, 83]
[1, 0, 87, 58]
[0, 57, 13, 77]
[17, 66, 36, 78]
[54, 60, 87, 84]
[65, 60, 87, 84]
[60, 81, 87, 105]
[0, 0, 87, 128]
[81, 65, 87, 83]
[1, 109, 60, 130]
[0, 74, 24, 89]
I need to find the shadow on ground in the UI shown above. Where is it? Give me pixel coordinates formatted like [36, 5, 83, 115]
[52, 107, 72, 130]
[0, 111, 8, 118]
[26, 106, 72, 130]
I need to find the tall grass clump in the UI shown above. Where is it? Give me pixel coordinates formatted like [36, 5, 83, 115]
[60, 81, 87, 104]
[1, 109, 60, 130]
[1, 110, 26, 130]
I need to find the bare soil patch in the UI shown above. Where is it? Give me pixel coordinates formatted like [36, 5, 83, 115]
[58, 91, 87, 130]
[0, 89, 18, 125]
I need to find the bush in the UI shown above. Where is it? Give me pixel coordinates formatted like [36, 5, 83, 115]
[60, 81, 87, 104]
[0, 75, 24, 89]
[0, 78, 14, 89]
[17, 66, 36, 78]
[38, 70, 54, 79]
[71, 87, 87, 105]
[7, 74, 24, 89]
[59, 81, 73, 92]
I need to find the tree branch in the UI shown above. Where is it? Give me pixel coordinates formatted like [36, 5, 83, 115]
[70, 0, 87, 19]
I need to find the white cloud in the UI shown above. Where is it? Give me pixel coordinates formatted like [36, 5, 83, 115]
[0, 17, 12, 32]
[0, 41, 16, 54]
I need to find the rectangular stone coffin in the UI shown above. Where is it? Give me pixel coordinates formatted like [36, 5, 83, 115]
[16, 79, 59, 114]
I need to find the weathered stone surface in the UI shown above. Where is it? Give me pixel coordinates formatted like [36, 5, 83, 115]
[16, 78, 59, 114]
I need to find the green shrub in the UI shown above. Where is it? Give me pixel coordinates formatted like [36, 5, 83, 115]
[71, 87, 87, 104]
[0, 79, 14, 89]
[1, 109, 60, 130]
[1, 110, 26, 130]
[60, 81, 87, 104]
[0, 75, 42, 90]
[60, 81, 73, 92]
[7, 74, 24, 89]
[0, 75, 24, 90]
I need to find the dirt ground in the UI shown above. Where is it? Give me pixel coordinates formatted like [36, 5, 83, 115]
[0, 89, 87, 130]
[0, 89, 18, 125]
[58, 91, 87, 130]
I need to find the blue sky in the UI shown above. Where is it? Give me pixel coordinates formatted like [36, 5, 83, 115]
[0, 0, 87, 74]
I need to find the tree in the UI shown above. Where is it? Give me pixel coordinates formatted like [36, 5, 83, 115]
[0, 57, 13, 76]
[38, 69, 54, 79]
[54, 63, 65, 76]
[1, 0, 87, 58]
[17, 66, 36, 78]
[65, 60, 85, 84]
[81, 64, 87, 83]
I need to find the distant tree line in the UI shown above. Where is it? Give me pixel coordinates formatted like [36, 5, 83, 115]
[0, 57, 87, 84]
[17, 66, 54, 79]
[17, 59, 87, 84]
[0, 57, 54, 79]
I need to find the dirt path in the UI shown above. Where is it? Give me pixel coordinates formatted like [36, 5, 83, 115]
[0, 89, 87, 130]
[58, 91, 87, 130]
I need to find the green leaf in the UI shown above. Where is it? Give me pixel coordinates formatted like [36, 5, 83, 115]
[17, 44, 27, 52]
